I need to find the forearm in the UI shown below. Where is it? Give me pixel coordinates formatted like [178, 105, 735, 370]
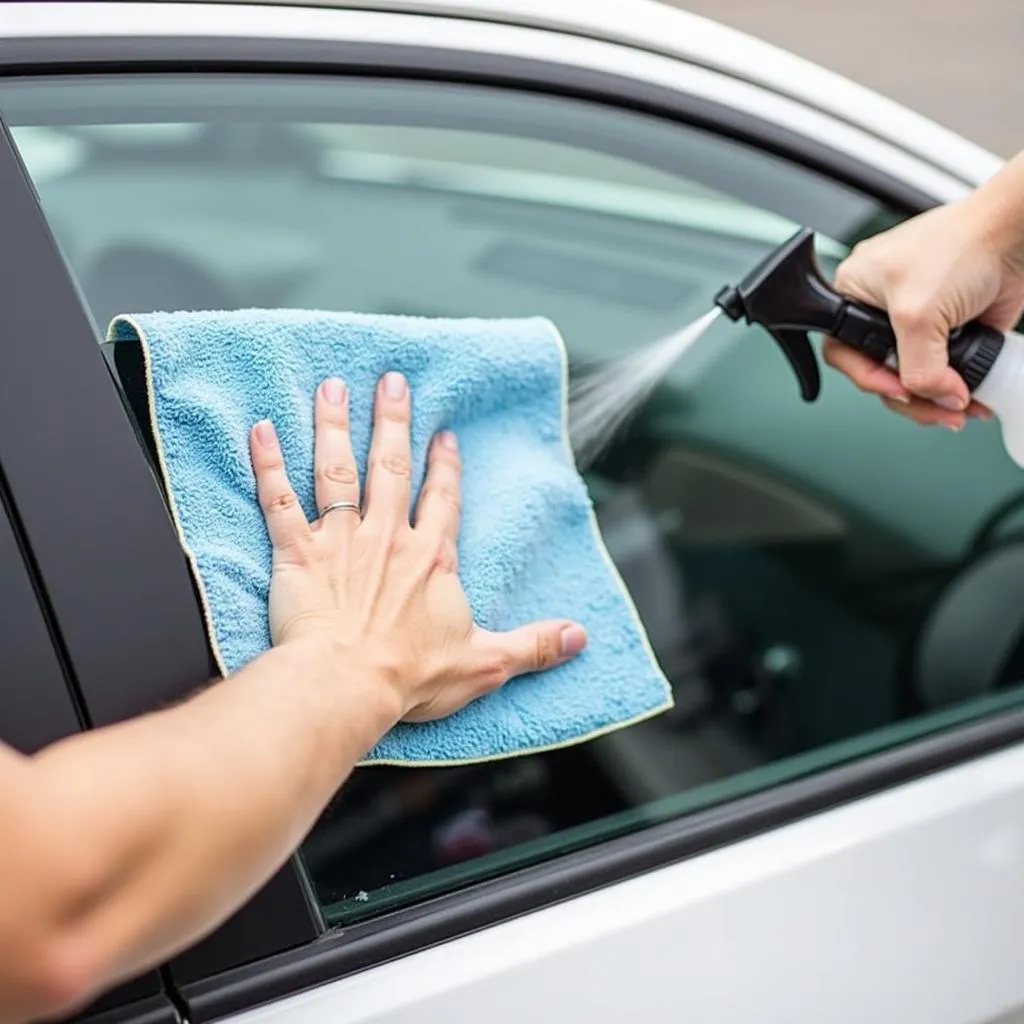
[965, 147, 1024, 266]
[1, 640, 399, 1021]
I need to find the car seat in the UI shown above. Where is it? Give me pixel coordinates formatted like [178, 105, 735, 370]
[911, 533, 1024, 710]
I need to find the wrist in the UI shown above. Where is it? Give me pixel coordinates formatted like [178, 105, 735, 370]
[279, 637, 405, 751]
[964, 158, 1024, 272]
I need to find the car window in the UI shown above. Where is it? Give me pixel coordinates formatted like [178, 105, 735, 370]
[5, 73, 1024, 929]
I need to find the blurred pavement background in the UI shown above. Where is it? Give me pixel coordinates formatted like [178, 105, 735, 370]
[668, 0, 1022, 157]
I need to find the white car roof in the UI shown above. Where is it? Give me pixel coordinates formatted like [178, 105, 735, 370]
[9, 0, 1003, 184]
[204, 0, 1000, 184]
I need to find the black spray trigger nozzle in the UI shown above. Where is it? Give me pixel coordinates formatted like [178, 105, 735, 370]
[764, 326, 820, 402]
[714, 227, 845, 402]
[714, 225, 1005, 402]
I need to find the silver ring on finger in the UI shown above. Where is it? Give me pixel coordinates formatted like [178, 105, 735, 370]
[317, 500, 362, 521]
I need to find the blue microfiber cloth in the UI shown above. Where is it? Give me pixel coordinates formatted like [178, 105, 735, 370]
[108, 309, 673, 765]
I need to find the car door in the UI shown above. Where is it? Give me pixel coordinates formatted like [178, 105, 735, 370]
[4, 5, 1024, 1024]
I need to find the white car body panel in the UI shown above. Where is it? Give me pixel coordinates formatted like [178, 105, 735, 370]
[231, 742, 1024, 1024]
[2, 4, 1020, 1022]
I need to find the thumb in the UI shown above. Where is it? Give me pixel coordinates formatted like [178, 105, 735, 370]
[476, 620, 587, 679]
[890, 302, 969, 410]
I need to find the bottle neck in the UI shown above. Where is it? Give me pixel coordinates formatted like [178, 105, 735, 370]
[973, 330, 1023, 413]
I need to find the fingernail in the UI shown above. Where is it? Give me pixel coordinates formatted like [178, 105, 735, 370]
[255, 420, 276, 447]
[560, 624, 587, 657]
[935, 395, 966, 412]
[323, 378, 346, 405]
[440, 430, 458, 451]
[885, 392, 911, 405]
[383, 372, 406, 399]
[946, 422, 963, 433]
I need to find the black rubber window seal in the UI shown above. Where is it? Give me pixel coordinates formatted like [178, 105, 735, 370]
[0, 36, 940, 213]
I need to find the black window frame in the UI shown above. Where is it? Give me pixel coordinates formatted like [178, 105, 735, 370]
[2, 27, 1022, 1023]
[0, 470, 84, 755]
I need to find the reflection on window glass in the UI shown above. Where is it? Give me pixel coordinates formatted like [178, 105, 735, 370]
[6, 74, 1024, 927]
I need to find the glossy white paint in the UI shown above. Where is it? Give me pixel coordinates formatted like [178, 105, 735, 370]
[227, 742, 1024, 1024]
[1, 3, 990, 204]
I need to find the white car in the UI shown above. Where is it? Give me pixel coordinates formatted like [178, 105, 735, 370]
[1, 3, 1022, 1023]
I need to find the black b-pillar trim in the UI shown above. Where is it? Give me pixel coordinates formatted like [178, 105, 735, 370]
[0, 109, 323, 990]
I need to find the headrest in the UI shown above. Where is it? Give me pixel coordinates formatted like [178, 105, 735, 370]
[914, 542, 1024, 707]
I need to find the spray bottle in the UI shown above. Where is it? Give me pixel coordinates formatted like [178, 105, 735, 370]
[714, 227, 1024, 466]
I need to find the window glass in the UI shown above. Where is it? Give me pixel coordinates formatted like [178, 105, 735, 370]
[5, 75, 1024, 926]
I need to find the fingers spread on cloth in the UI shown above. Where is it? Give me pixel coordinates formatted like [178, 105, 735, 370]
[250, 419, 310, 558]
[313, 377, 361, 530]
[364, 372, 413, 529]
[415, 431, 462, 558]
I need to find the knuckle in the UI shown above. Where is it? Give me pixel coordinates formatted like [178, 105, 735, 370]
[321, 404, 350, 427]
[364, 515, 406, 550]
[477, 653, 510, 693]
[899, 365, 945, 394]
[835, 248, 889, 301]
[845, 237, 879, 266]
[534, 630, 559, 670]
[277, 532, 313, 564]
[423, 483, 461, 512]
[821, 339, 855, 374]
[880, 264, 905, 291]
[432, 444, 461, 468]
[381, 405, 410, 424]
[379, 454, 412, 478]
[25, 934, 95, 1020]
[257, 453, 286, 475]
[833, 262, 854, 293]
[433, 538, 457, 572]
[317, 462, 358, 487]
[353, 518, 381, 549]
[847, 371, 875, 395]
[904, 407, 935, 426]
[264, 489, 299, 514]
[390, 523, 413, 552]
[890, 299, 932, 331]
[882, 398, 917, 422]
[847, 239, 867, 260]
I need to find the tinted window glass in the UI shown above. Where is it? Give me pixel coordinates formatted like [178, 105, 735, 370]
[5, 75, 1023, 927]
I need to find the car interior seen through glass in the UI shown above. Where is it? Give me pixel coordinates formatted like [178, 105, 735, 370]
[5, 73, 1024, 928]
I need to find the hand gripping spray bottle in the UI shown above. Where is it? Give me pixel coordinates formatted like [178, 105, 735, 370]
[714, 227, 1024, 466]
